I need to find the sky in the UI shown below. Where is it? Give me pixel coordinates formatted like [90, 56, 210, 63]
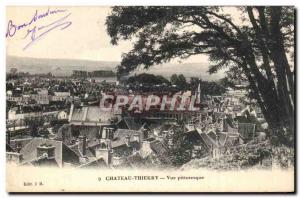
[6, 6, 210, 63]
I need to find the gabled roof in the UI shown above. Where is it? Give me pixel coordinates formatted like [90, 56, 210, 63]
[122, 117, 144, 130]
[207, 131, 217, 142]
[219, 133, 227, 146]
[20, 138, 63, 167]
[19, 137, 84, 168]
[111, 129, 141, 148]
[67, 143, 94, 159]
[56, 124, 102, 143]
[199, 132, 218, 149]
[9, 138, 34, 152]
[219, 132, 240, 147]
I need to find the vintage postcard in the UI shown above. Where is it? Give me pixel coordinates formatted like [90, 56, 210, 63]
[5, 6, 295, 192]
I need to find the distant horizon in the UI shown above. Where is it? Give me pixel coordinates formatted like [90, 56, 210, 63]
[6, 55, 210, 65]
[7, 55, 115, 61]
[6, 6, 219, 80]
[6, 55, 225, 81]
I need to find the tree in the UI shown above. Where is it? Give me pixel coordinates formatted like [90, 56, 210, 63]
[127, 73, 170, 85]
[170, 74, 187, 89]
[189, 79, 226, 96]
[170, 74, 178, 85]
[219, 77, 235, 89]
[106, 6, 294, 146]
[10, 68, 18, 74]
[47, 72, 53, 77]
[177, 74, 187, 89]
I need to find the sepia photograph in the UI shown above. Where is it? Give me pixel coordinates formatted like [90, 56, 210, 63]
[5, 4, 295, 193]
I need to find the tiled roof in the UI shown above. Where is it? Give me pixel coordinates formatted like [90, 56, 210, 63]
[77, 157, 108, 169]
[149, 140, 172, 165]
[71, 109, 85, 121]
[207, 131, 217, 142]
[238, 123, 256, 139]
[149, 140, 168, 156]
[86, 106, 101, 122]
[70, 106, 114, 123]
[68, 143, 95, 158]
[220, 132, 240, 147]
[111, 129, 141, 148]
[125, 152, 145, 167]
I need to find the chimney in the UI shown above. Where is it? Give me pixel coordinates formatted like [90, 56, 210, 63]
[105, 128, 114, 140]
[106, 128, 110, 139]
[78, 135, 87, 156]
[37, 144, 55, 159]
[95, 146, 111, 166]
[16, 143, 22, 153]
[68, 103, 74, 122]
[125, 135, 130, 146]
[142, 128, 148, 140]
[133, 133, 140, 143]
[101, 127, 107, 139]
[140, 141, 152, 158]
[103, 127, 107, 139]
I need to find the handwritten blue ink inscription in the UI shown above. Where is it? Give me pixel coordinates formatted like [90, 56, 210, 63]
[6, 8, 72, 51]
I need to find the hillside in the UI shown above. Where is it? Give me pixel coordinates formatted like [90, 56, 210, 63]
[6, 56, 224, 80]
[6, 56, 118, 77]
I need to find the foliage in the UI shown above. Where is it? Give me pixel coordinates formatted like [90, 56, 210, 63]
[170, 74, 187, 90]
[181, 141, 277, 170]
[190, 78, 226, 96]
[167, 123, 193, 167]
[218, 77, 235, 89]
[127, 73, 170, 85]
[106, 6, 295, 146]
